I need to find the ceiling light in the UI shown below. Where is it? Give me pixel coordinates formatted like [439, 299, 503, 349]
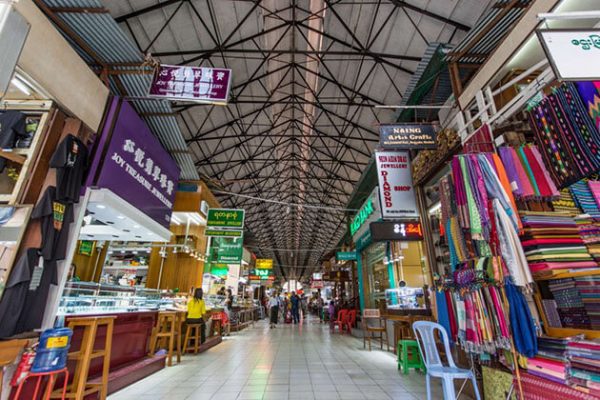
[96, 204, 106, 209]
[117, 215, 125, 220]
[133, 225, 140, 229]
[11, 77, 30, 95]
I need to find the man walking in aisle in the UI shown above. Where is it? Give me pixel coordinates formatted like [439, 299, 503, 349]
[290, 291, 300, 324]
[268, 293, 279, 329]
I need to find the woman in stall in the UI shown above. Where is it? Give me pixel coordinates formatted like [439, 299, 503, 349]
[186, 288, 207, 344]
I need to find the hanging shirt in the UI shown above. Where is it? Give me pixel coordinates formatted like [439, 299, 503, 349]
[16, 258, 58, 333]
[32, 186, 74, 261]
[0, 248, 38, 338]
[0, 111, 26, 172]
[49, 134, 89, 203]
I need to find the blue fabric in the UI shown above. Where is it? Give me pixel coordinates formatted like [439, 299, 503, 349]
[504, 280, 538, 357]
[435, 290, 453, 344]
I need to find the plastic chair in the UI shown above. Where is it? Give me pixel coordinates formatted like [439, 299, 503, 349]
[413, 321, 481, 400]
[332, 309, 349, 333]
[345, 310, 357, 333]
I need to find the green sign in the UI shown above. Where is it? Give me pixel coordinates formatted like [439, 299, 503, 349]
[336, 251, 357, 261]
[78, 240, 94, 256]
[205, 229, 243, 238]
[210, 263, 229, 277]
[208, 237, 244, 264]
[207, 208, 245, 229]
[350, 197, 374, 236]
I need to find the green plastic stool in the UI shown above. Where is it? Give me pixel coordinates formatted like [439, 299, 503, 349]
[397, 339, 425, 374]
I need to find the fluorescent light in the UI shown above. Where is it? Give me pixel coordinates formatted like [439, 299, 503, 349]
[428, 202, 441, 215]
[96, 204, 106, 209]
[133, 225, 140, 229]
[11, 77, 30, 95]
[117, 215, 125, 220]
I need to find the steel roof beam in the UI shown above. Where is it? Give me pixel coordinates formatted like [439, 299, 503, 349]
[389, 0, 471, 31]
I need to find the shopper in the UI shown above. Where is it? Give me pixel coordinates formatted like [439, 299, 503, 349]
[268, 293, 279, 328]
[328, 301, 336, 331]
[317, 296, 324, 323]
[186, 288, 207, 344]
[290, 291, 300, 324]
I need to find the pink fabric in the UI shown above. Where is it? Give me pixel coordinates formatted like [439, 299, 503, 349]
[510, 147, 535, 198]
[528, 261, 598, 271]
[589, 181, 600, 209]
[530, 145, 560, 197]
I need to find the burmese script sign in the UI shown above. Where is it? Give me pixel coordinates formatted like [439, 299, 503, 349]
[379, 124, 437, 149]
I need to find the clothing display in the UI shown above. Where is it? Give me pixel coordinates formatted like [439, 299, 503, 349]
[0, 248, 39, 338]
[31, 186, 74, 261]
[16, 259, 57, 333]
[571, 180, 600, 220]
[0, 111, 26, 172]
[567, 339, 600, 396]
[49, 134, 89, 203]
[528, 83, 600, 188]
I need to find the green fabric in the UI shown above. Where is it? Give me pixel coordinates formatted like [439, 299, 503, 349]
[459, 157, 482, 236]
[518, 147, 540, 196]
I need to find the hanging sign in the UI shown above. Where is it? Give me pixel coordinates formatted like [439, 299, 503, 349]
[350, 197, 374, 236]
[207, 208, 245, 229]
[379, 124, 437, 149]
[216, 240, 243, 263]
[538, 29, 600, 80]
[210, 263, 229, 277]
[256, 259, 273, 269]
[149, 65, 232, 104]
[323, 270, 350, 282]
[350, 187, 381, 240]
[375, 151, 418, 219]
[336, 251, 357, 261]
[205, 229, 243, 238]
[370, 220, 423, 242]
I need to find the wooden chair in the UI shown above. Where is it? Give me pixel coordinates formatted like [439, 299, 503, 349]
[149, 312, 181, 367]
[182, 324, 203, 354]
[51, 316, 114, 400]
[362, 309, 389, 351]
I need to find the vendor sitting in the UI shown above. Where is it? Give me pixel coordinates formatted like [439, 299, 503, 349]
[187, 288, 207, 344]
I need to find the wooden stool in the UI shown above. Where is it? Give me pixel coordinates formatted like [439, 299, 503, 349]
[182, 324, 202, 354]
[149, 312, 180, 367]
[51, 316, 114, 400]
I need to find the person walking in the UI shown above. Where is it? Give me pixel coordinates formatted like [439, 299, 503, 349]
[268, 293, 279, 328]
[186, 288, 207, 344]
[290, 291, 300, 324]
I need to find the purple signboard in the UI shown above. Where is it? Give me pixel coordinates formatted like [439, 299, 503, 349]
[149, 65, 232, 104]
[89, 98, 179, 228]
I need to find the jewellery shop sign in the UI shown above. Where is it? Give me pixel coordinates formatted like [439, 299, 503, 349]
[379, 124, 437, 150]
[375, 150, 419, 219]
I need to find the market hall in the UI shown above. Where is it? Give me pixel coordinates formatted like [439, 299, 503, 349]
[1, 0, 600, 399]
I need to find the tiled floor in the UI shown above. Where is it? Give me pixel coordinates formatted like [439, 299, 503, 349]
[108, 317, 442, 400]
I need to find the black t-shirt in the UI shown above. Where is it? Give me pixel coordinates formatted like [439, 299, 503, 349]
[0, 111, 26, 172]
[0, 248, 38, 338]
[32, 186, 74, 261]
[49, 134, 89, 203]
[16, 259, 57, 333]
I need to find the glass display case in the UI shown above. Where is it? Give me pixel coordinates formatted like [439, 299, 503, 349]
[385, 287, 426, 310]
[58, 282, 185, 315]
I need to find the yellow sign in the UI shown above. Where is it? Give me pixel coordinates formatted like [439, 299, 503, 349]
[46, 336, 69, 349]
[256, 259, 273, 269]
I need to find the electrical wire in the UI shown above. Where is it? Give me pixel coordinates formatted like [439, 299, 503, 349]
[213, 190, 359, 213]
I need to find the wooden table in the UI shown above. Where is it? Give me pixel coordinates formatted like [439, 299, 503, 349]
[383, 314, 434, 354]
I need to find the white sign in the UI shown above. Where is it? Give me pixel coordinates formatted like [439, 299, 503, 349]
[538, 29, 600, 80]
[375, 151, 419, 219]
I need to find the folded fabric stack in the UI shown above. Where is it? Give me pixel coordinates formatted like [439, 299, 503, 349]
[527, 337, 569, 384]
[555, 188, 584, 214]
[520, 211, 597, 275]
[568, 339, 600, 396]
[571, 180, 600, 221]
[575, 276, 600, 329]
[548, 278, 591, 329]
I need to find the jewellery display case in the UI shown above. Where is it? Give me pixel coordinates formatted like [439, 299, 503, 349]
[384, 287, 426, 310]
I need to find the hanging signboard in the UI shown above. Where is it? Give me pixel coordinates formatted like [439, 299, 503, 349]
[375, 151, 419, 219]
[379, 124, 437, 149]
[538, 29, 600, 80]
[256, 259, 273, 269]
[210, 263, 229, 277]
[336, 251, 357, 261]
[207, 208, 245, 229]
[370, 220, 423, 242]
[311, 280, 324, 289]
[350, 187, 381, 240]
[323, 270, 350, 282]
[149, 65, 232, 104]
[205, 229, 243, 238]
[216, 239, 243, 263]
[0, 5, 29, 98]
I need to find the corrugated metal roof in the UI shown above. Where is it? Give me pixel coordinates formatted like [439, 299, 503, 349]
[446, 0, 532, 64]
[40, 0, 199, 180]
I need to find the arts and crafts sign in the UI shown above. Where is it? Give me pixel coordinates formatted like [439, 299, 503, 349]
[379, 124, 437, 149]
[375, 151, 418, 219]
[149, 65, 232, 104]
[90, 99, 179, 228]
[538, 29, 600, 80]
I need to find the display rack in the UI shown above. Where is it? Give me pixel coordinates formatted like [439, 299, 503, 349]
[0, 100, 53, 204]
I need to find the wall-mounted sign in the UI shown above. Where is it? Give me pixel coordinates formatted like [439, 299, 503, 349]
[323, 270, 350, 282]
[379, 124, 437, 149]
[350, 197, 374, 236]
[207, 208, 245, 229]
[256, 259, 273, 269]
[375, 151, 418, 219]
[336, 251, 357, 261]
[350, 187, 381, 240]
[78, 240, 94, 256]
[370, 220, 423, 242]
[538, 29, 600, 80]
[205, 229, 243, 238]
[88, 99, 179, 228]
[149, 65, 232, 104]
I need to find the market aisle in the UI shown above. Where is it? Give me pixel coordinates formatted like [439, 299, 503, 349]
[107, 318, 441, 400]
